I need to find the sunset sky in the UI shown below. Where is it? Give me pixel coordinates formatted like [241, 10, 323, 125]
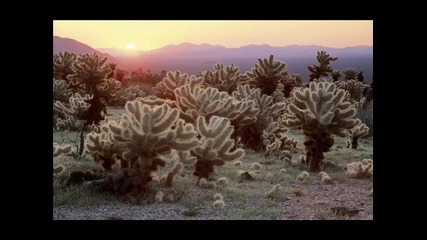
[53, 20, 373, 51]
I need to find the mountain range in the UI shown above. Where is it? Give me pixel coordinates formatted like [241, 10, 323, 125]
[53, 36, 373, 82]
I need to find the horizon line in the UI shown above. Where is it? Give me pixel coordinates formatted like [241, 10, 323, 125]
[54, 35, 373, 52]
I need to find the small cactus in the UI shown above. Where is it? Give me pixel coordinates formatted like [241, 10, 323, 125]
[251, 162, 262, 172]
[213, 193, 224, 201]
[266, 184, 281, 198]
[297, 171, 310, 181]
[216, 177, 228, 187]
[213, 199, 225, 209]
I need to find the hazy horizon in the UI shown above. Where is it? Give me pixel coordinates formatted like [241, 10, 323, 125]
[53, 20, 373, 51]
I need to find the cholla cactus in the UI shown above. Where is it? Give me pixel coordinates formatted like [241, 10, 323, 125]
[331, 70, 341, 82]
[319, 171, 333, 184]
[245, 55, 287, 95]
[192, 116, 245, 180]
[342, 68, 359, 81]
[266, 184, 281, 198]
[113, 85, 146, 106]
[296, 171, 310, 181]
[232, 85, 295, 153]
[308, 51, 338, 82]
[272, 83, 286, 103]
[262, 120, 297, 157]
[337, 79, 368, 103]
[346, 161, 373, 179]
[283, 81, 360, 171]
[85, 125, 125, 172]
[153, 71, 203, 100]
[201, 64, 248, 94]
[53, 51, 76, 80]
[282, 74, 303, 98]
[53, 78, 72, 103]
[345, 123, 369, 149]
[67, 53, 120, 125]
[105, 101, 199, 194]
[175, 85, 259, 126]
[53, 93, 92, 131]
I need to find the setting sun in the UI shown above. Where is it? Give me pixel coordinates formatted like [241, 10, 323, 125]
[125, 43, 136, 49]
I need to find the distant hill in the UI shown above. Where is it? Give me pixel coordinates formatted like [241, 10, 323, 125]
[55, 37, 373, 82]
[53, 36, 115, 61]
[112, 43, 373, 82]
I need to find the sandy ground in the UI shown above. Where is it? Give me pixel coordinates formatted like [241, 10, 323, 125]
[53, 176, 372, 220]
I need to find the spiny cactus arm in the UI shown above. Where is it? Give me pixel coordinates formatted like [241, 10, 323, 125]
[174, 84, 199, 113]
[53, 101, 75, 116]
[98, 78, 121, 100]
[137, 96, 177, 108]
[85, 129, 123, 159]
[53, 144, 72, 158]
[53, 51, 77, 79]
[109, 102, 199, 160]
[202, 64, 243, 93]
[248, 55, 287, 95]
[167, 120, 200, 150]
[68, 53, 111, 85]
[163, 71, 188, 91]
[193, 116, 245, 162]
[352, 123, 369, 138]
[337, 79, 367, 102]
[343, 68, 359, 81]
[53, 78, 72, 102]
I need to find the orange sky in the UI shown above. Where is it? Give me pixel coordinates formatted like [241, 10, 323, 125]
[53, 20, 373, 51]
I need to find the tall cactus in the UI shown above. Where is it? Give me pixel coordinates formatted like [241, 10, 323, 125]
[67, 53, 121, 125]
[245, 55, 287, 95]
[283, 82, 360, 171]
[53, 51, 76, 81]
[192, 116, 245, 180]
[104, 101, 199, 194]
[308, 51, 338, 82]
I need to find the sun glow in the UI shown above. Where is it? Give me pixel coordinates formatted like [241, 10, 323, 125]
[125, 43, 136, 49]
